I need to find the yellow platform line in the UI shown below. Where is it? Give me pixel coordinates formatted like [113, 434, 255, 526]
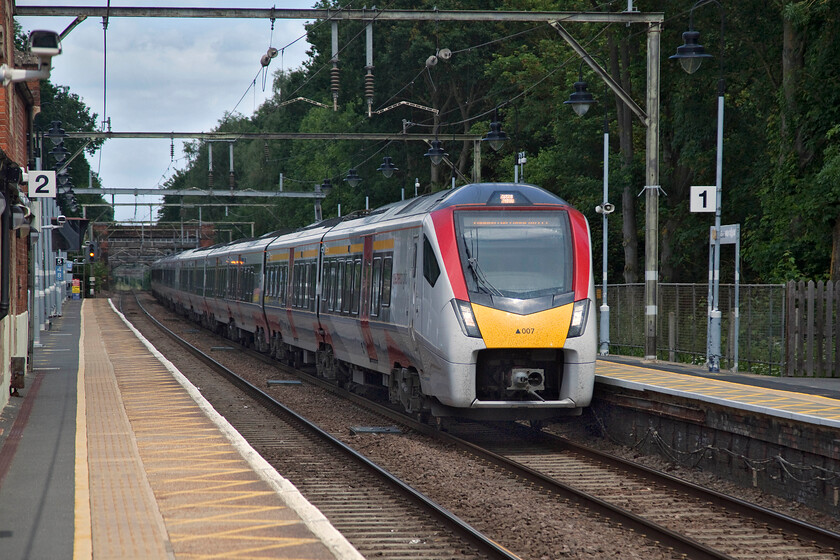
[596, 360, 840, 425]
[101, 299, 363, 560]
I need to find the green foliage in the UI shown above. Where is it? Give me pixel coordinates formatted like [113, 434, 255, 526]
[157, 1, 840, 283]
[33, 81, 112, 220]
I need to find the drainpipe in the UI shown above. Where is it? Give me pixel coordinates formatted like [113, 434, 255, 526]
[0, 190, 10, 321]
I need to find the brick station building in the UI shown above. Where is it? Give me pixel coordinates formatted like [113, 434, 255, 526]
[0, 0, 45, 406]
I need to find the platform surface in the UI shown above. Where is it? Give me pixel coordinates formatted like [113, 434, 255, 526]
[0, 299, 362, 560]
[597, 355, 840, 428]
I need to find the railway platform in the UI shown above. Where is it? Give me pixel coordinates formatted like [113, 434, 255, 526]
[596, 355, 840, 427]
[0, 298, 362, 560]
[593, 355, 840, 517]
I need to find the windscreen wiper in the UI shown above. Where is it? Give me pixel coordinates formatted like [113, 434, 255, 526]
[464, 245, 504, 297]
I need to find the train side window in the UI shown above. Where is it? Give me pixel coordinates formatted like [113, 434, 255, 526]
[352, 259, 362, 315]
[423, 235, 441, 287]
[381, 256, 392, 308]
[300, 263, 306, 308]
[300, 263, 307, 308]
[298, 263, 309, 309]
[299, 262, 306, 308]
[322, 260, 332, 311]
[241, 267, 248, 301]
[371, 257, 382, 317]
[291, 263, 298, 307]
[308, 262, 317, 311]
[322, 260, 331, 311]
[342, 260, 353, 314]
[329, 261, 338, 311]
[335, 260, 344, 312]
[279, 265, 287, 306]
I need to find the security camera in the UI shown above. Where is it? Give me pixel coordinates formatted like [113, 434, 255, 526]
[595, 203, 615, 214]
[28, 30, 62, 63]
[1, 30, 61, 86]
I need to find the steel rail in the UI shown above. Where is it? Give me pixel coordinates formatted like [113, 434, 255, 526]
[130, 292, 521, 560]
[136, 291, 840, 558]
[185, 315, 732, 559]
[230, 333, 840, 559]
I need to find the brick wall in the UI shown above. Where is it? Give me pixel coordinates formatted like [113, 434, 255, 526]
[0, 0, 42, 395]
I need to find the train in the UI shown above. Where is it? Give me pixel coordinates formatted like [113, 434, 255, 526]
[151, 182, 597, 423]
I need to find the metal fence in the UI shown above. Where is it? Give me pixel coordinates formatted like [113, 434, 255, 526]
[602, 283, 787, 376]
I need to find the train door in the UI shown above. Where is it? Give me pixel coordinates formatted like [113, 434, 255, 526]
[414, 232, 442, 346]
[409, 233, 420, 348]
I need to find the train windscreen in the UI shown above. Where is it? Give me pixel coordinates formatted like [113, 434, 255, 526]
[455, 210, 574, 299]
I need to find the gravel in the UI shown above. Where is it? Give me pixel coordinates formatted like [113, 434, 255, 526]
[124, 292, 839, 559]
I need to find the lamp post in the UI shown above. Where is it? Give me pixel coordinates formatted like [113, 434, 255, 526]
[670, 0, 725, 372]
[565, 64, 613, 356]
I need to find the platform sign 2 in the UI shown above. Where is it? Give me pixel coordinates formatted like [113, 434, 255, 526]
[690, 185, 716, 213]
[29, 170, 57, 198]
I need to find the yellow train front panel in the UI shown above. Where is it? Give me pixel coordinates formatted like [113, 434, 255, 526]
[471, 302, 573, 348]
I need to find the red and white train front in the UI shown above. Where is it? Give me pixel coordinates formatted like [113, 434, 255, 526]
[414, 184, 596, 420]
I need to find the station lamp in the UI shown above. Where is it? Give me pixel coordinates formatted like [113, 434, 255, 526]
[670, 29, 712, 74]
[424, 139, 447, 166]
[482, 110, 508, 152]
[564, 74, 597, 117]
[344, 168, 362, 188]
[377, 156, 398, 178]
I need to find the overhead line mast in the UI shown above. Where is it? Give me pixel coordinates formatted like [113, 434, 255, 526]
[19, 4, 666, 360]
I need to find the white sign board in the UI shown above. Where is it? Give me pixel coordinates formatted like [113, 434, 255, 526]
[690, 185, 715, 213]
[29, 170, 57, 198]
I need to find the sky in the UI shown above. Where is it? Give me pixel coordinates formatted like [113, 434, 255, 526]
[16, 1, 313, 222]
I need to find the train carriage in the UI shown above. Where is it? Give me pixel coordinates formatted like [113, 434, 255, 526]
[263, 222, 337, 365]
[151, 182, 596, 422]
[202, 236, 273, 345]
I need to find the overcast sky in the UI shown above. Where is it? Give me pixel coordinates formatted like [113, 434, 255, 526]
[16, 1, 313, 222]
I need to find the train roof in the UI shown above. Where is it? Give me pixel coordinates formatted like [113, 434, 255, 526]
[153, 183, 573, 264]
[325, 182, 570, 234]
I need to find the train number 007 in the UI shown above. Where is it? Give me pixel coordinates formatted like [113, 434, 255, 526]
[518, 327, 535, 335]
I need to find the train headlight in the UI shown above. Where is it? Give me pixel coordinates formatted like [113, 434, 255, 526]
[567, 299, 590, 338]
[452, 299, 482, 338]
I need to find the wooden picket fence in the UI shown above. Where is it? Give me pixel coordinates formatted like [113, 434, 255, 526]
[786, 280, 840, 377]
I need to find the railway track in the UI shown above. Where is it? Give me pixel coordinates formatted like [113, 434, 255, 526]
[125, 291, 840, 559]
[447, 422, 840, 560]
[121, 293, 516, 560]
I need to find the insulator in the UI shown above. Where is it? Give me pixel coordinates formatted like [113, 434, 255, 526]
[170, 140, 175, 161]
[263, 141, 269, 162]
[330, 65, 340, 94]
[365, 72, 374, 99]
[229, 172, 235, 189]
[208, 171, 214, 188]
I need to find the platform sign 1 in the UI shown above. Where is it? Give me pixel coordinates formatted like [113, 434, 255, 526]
[690, 185, 716, 213]
[28, 170, 57, 198]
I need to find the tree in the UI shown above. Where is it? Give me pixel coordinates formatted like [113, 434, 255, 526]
[33, 81, 112, 221]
